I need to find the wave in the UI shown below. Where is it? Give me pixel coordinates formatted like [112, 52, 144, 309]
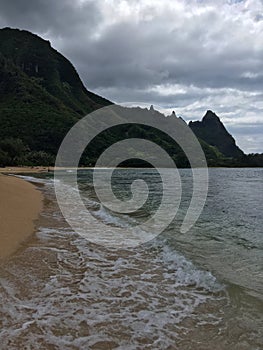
[0, 172, 228, 349]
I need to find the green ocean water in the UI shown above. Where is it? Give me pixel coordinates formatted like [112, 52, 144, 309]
[0, 168, 262, 349]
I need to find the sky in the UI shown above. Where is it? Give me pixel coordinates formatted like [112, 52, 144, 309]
[0, 0, 262, 153]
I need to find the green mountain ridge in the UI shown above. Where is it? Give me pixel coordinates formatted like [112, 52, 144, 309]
[0, 27, 111, 157]
[0, 27, 262, 168]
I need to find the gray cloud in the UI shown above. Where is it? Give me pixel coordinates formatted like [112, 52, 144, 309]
[0, 0, 101, 36]
[0, 0, 262, 152]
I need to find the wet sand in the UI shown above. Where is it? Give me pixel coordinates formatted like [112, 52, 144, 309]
[0, 174, 43, 259]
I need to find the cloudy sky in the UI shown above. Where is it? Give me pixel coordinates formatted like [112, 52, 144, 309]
[0, 0, 262, 153]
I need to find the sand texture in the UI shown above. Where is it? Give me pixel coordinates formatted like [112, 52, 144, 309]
[0, 175, 42, 259]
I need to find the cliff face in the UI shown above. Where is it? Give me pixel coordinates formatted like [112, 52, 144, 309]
[189, 110, 244, 158]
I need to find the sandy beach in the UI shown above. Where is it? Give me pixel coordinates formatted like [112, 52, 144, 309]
[0, 166, 50, 174]
[0, 174, 43, 259]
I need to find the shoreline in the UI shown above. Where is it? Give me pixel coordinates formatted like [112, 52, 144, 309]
[1, 166, 263, 175]
[0, 174, 43, 259]
[0, 166, 50, 174]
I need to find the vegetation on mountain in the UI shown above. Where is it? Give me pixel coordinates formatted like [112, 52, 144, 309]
[0, 28, 262, 168]
[0, 27, 111, 159]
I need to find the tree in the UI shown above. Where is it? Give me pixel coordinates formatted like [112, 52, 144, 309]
[0, 149, 11, 167]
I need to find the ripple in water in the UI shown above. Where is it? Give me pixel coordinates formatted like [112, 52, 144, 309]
[0, 169, 262, 349]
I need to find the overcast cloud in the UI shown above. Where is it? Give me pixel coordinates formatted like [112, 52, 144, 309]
[0, 0, 262, 152]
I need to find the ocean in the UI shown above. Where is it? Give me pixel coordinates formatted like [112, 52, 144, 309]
[0, 168, 262, 349]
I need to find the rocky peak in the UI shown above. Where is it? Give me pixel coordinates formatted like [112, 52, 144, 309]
[189, 110, 244, 158]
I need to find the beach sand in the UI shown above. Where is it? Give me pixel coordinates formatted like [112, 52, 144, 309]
[0, 174, 42, 259]
[0, 166, 50, 174]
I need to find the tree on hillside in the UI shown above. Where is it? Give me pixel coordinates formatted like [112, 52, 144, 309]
[0, 138, 28, 165]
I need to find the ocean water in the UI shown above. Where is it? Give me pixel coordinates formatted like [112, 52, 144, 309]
[0, 168, 262, 349]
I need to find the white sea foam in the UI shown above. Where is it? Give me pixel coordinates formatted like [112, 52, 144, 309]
[0, 173, 227, 349]
[14, 174, 52, 184]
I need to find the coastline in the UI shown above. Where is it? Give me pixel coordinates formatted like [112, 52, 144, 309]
[0, 174, 43, 259]
[0, 166, 50, 174]
[0, 168, 261, 348]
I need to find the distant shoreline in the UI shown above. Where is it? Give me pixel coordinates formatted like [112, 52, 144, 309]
[0, 166, 50, 174]
[1, 165, 263, 175]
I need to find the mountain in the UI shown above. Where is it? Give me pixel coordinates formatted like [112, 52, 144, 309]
[0, 28, 261, 167]
[0, 27, 111, 156]
[189, 110, 244, 158]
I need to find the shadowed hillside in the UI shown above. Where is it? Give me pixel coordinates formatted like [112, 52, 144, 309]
[0, 27, 111, 159]
[189, 110, 244, 158]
